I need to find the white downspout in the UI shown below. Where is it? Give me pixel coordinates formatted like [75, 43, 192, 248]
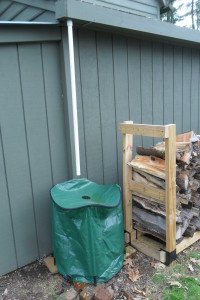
[67, 20, 81, 176]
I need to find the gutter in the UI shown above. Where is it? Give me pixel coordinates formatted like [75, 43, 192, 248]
[0, 21, 59, 25]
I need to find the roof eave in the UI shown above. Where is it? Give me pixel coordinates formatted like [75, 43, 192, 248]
[56, 0, 200, 48]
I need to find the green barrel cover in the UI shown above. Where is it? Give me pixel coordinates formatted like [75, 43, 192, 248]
[51, 178, 124, 283]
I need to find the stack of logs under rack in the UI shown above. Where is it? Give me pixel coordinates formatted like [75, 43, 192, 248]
[131, 131, 200, 242]
[119, 122, 200, 264]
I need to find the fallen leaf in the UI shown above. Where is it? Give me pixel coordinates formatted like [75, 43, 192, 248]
[154, 262, 166, 270]
[188, 264, 194, 272]
[73, 282, 88, 291]
[2, 288, 8, 296]
[174, 273, 182, 279]
[133, 287, 146, 297]
[122, 290, 134, 300]
[124, 258, 134, 268]
[128, 269, 141, 282]
[190, 258, 200, 265]
[125, 246, 137, 260]
[150, 261, 156, 268]
[169, 281, 182, 288]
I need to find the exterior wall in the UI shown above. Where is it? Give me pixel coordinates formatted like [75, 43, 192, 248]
[82, 0, 160, 19]
[73, 28, 200, 187]
[1, 24, 200, 276]
[0, 39, 69, 275]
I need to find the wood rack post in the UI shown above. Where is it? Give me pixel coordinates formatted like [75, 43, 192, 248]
[119, 122, 177, 264]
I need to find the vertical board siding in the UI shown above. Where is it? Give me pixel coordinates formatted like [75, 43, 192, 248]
[0, 125, 17, 275]
[191, 49, 199, 133]
[112, 35, 129, 186]
[75, 29, 200, 189]
[0, 41, 68, 275]
[18, 43, 53, 257]
[40, 43, 69, 252]
[127, 38, 142, 154]
[174, 46, 183, 134]
[96, 32, 118, 184]
[78, 29, 103, 183]
[163, 45, 174, 125]
[41, 43, 69, 185]
[140, 41, 153, 148]
[0, 44, 39, 267]
[152, 43, 164, 144]
[183, 48, 192, 132]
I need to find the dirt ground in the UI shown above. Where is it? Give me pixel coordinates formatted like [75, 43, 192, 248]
[1, 240, 200, 300]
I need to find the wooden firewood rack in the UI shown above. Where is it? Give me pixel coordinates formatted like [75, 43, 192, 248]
[119, 121, 200, 265]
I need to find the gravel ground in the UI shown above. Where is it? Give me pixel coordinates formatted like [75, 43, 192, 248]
[1, 240, 200, 300]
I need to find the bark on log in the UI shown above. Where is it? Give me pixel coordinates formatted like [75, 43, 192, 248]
[136, 146, 165, 159]
[183, 225, 197, 237]
[133, 195, 181, 220]
[132, 205, 196, 241]
[133, 195, 165, 217]
[190, 216, 200, 230]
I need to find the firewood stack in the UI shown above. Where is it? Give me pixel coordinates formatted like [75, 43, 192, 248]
[129, 131, 200, 242]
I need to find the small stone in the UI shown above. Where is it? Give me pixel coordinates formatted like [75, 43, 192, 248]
[3, 288, 8, 296]
[57, 288, 79, 300]
[55, 286, 65, 296]
[79, 285, 95, 300]
[94, 284, 114, 300]
[113, 285, 119, 292]
[43, 256, 58, 274]
[107, 286, 114, 297]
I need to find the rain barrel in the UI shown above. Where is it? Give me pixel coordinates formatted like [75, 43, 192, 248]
[51, 178, 124, 283]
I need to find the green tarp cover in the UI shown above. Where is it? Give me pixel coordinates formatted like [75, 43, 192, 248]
[51, 178, 124, 283]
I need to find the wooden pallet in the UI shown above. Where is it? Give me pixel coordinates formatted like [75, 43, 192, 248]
[119, 121, 200, 265]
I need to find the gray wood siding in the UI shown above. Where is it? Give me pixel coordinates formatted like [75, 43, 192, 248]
[0, 41, 68, 275]
[82, 0, 160, 19]
[74, 28, 200, 187]
[0, 0, 56, 22]
[0, 0, 160, 22]
[1, 26, 200, 276]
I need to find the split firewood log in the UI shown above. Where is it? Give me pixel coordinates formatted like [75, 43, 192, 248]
[179, 144, 192, 165]
[133, 195, 181, 218]
[183, 225, 197, 237]
[132, 205, 196, 241]
[176, 171, 189, 191]
[132, 171, 159, 188]
[132, 170, 165, 189]
[128, 155, 165, 180]
[176, 131, 194, 142]
[154, 141, 192, 165]
[190, 216, 200, 230]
